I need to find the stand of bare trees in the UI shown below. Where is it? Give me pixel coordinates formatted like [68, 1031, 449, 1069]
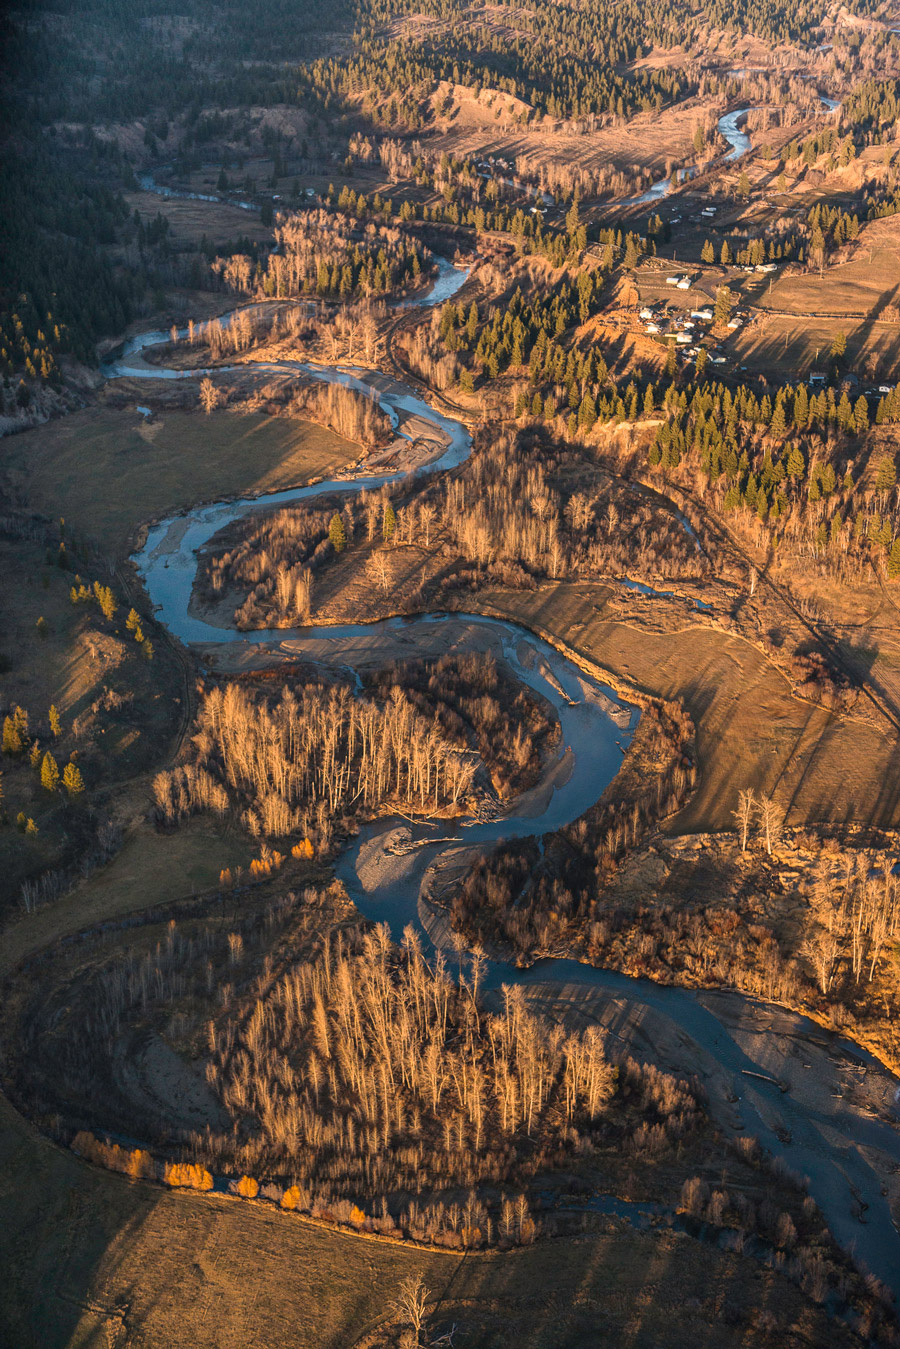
[363, 652, 558, 800]
[189, 298, 389, 371]
[153, 679, 480, 842]
[211, 209, 432, 301]
[433, 430, 711, 589]
[9, 885, 707, 1253]
[804, 859, 900, 996]
[199, 922, 623, 1200]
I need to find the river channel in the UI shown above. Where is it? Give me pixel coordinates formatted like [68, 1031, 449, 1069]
[102, 247, 900, 1294]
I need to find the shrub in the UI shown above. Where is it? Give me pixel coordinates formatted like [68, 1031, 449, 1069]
[163, 1161, 214, 1191]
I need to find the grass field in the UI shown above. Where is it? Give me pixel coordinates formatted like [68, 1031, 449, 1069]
[760, 215, 900, 320]
[480, 581, 900, 832]
[123, 190, 276, 248]
[0, 537, 186, 911]
[5, 408, 359, 556]
[68, 817, 255, 910]
[729, 215, 900, 380]
[729, 312, 900, 382]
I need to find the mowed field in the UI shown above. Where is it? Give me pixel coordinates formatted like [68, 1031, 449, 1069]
[481, 581, 900, 832]
[5, 407, 359, 556]
[730, 215, 900, 379]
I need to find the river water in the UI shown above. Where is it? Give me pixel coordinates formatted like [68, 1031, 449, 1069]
[626, 106, 754, 205]
[105, 251, 900, 1293]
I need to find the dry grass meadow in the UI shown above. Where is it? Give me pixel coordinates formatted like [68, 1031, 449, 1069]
[123, 189, 277, 248]
[729, 216, 900, 380]
[481, 581, 900, 833]
[5, 407, 359, 556]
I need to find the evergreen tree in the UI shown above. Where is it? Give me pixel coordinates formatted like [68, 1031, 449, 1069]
[889, 538, 900, 579]
[329, 513, 346, 552]
[875, 455, 897, 495]
[63, 760, 85, 797]
[49, 704, 61, 738]
[770, 401, 787, 437]
[714, 286, 734, 325]
[41, 751, 59, 793]
[787, 444, 806, 478]
[382, 501, 396, 544]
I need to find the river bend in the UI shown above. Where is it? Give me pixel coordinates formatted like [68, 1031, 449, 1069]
[104, 262, 900, 1294]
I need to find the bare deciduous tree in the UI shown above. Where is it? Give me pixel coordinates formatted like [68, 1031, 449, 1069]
[394, 1275, 429, 1348]
[733, 788, 755, 853]
[367, 550, 390, 595]
[199, 377, 220, 416]
[756, 795, 781, 856]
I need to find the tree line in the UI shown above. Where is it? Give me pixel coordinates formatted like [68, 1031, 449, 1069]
[648, 378, 900, 579]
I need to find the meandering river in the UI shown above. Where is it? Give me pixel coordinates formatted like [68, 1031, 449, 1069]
[626, 106, 755, 205]
[106, 257, 900, 1293]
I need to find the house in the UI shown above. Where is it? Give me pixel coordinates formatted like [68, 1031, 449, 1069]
[645, 322, 660, 333]
[665, 275, 682, 286]
[691, 307, 713, 320]
[809, 372, 826, 387]
[676, 278, 692, 290]
[639, 307, 653, 319]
